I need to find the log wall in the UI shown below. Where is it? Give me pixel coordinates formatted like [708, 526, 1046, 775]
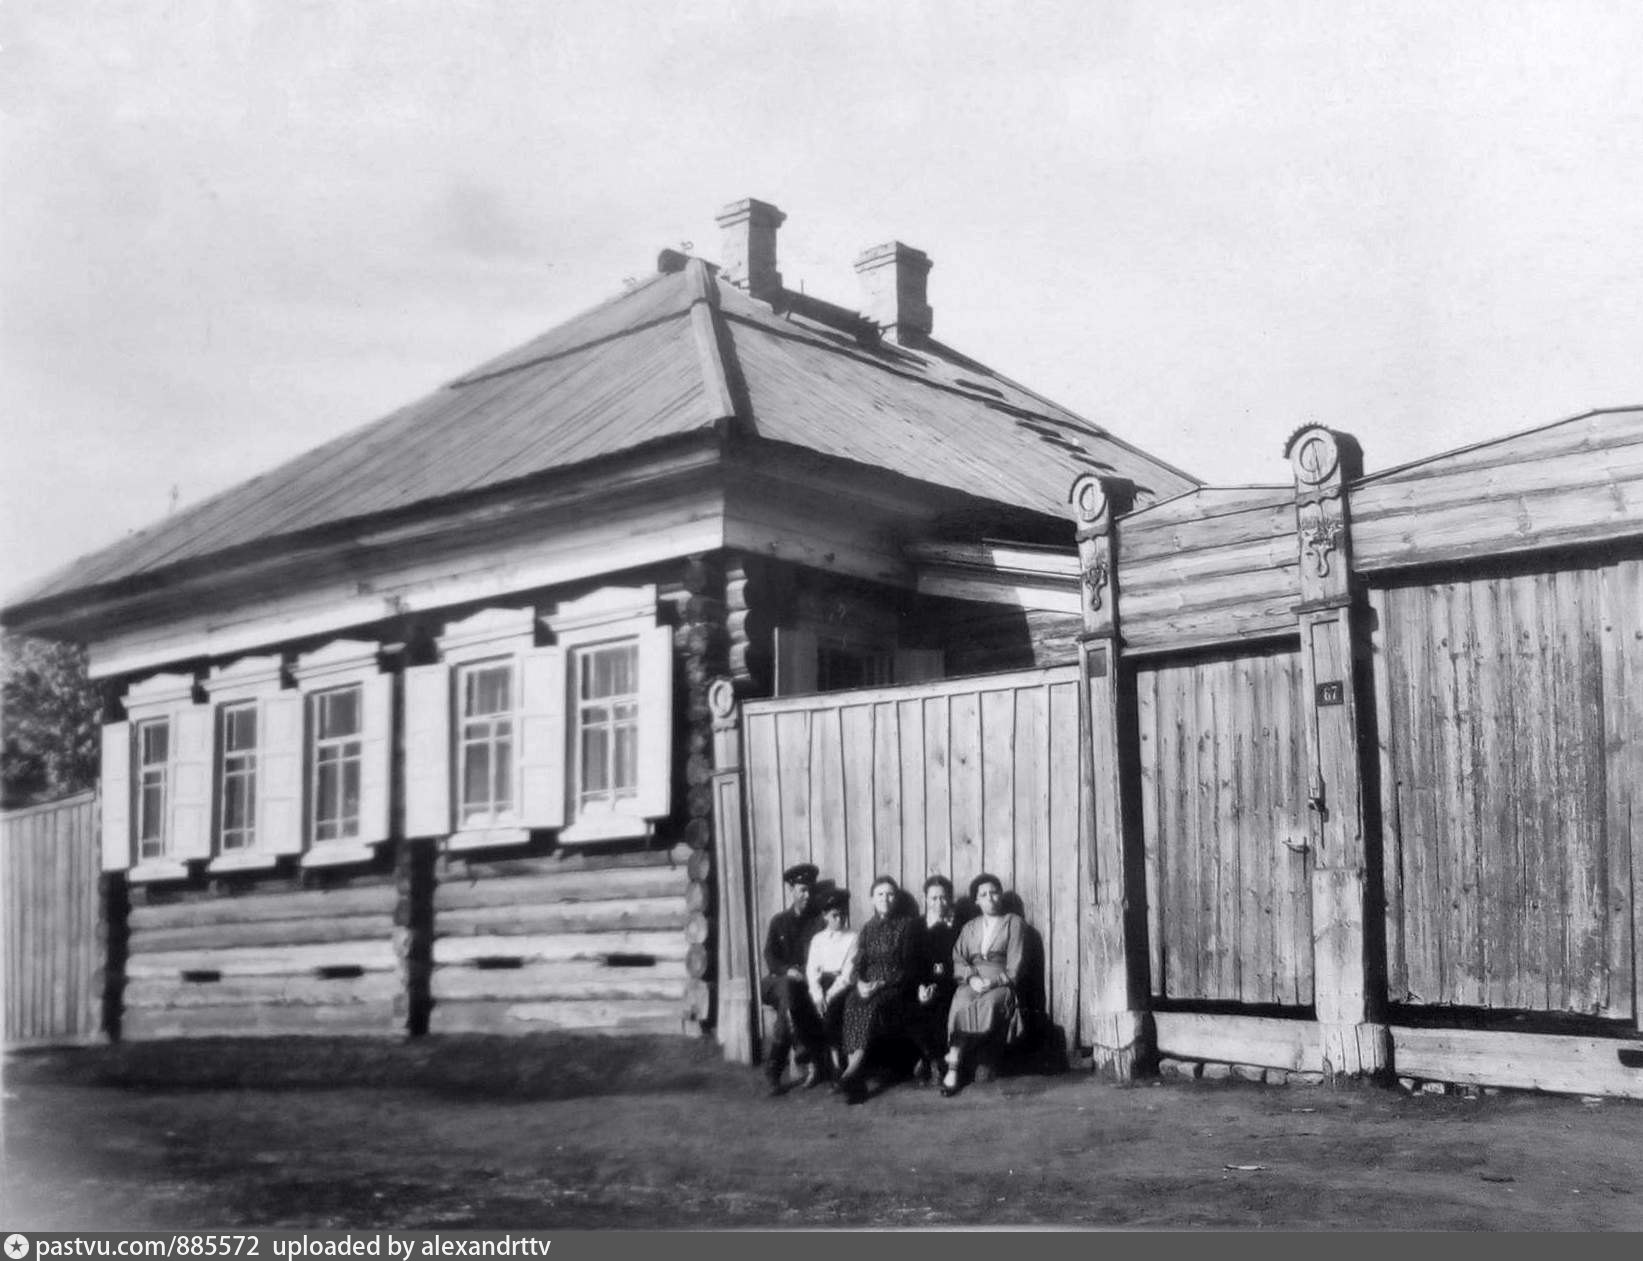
[122, 876, 401, 1038]
[429, 846, 693, 1035]
[3, 792, 102, 1046]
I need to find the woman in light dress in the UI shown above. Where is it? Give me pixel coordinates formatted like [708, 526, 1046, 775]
[940, 872, 1026, 1097]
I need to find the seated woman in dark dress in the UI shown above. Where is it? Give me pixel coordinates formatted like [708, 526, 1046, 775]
[940, 872, 1027, 1097]
[836, 875, 921, 1102]
[912, 874, 960, 1083]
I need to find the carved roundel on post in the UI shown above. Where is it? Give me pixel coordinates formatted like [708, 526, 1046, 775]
[707, 677, 737, 722]
[1070, 473, 1109, 527]
[1289, 428, 1340, 487]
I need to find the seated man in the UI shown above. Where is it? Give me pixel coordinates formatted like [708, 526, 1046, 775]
[760, 862, 827, 1093]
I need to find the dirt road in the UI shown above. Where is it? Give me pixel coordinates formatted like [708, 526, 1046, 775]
[4, 1035, 1639, 1230]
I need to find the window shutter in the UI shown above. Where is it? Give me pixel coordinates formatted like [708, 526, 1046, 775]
[636, 625, 675, 820]
[258, 692, 304, 855]
[169, 705, 215, 862]
[894, 648, 945, 684]
[356, 673, 394, 845]
[774, 626, 818, 696]
[518, 646, 566, 830]
[403, 663, 451, 838]
[100, 721, 132, 872]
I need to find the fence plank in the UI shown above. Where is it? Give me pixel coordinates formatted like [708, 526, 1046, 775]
[1600, 561, 1639, 1023]
[870, 702, 901, 894]
[1048, 680, 1081, 1050]
[949, 691, 983, 887]
[896, 699, 926, 884]
[981, 688, 1016, 886]
[923, 695, 952, 885]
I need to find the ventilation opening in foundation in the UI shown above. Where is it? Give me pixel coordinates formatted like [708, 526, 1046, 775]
[605, 953, 657, 968]
[180, 970, 221, 983]
[473, 956, 524, 970]
[315, 965, 365, 980]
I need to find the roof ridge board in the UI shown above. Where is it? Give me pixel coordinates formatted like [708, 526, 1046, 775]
[687, 259, 739, 430]
[449, 306, 696, 389]
[1353, 404, 1643, 486]
[445, 269, 681, 383]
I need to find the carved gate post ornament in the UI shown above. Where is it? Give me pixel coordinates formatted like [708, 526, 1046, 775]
[1069, 472, 1117, 636]
[1284, 425, 1359, 598]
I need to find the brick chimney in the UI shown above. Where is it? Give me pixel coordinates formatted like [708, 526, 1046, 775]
[715, 198, 786, 303]
[853, 241, 932, 346]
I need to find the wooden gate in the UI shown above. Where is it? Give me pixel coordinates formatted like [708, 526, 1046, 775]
[3, 791, 103, 1046]
[740, 665, 1091, 1049]
[1373, 558, 1641, 1018]
[1136, 648, 1314, 1007]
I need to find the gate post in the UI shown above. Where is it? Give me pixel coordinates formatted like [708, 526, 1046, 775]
[1285, 426, 1389, 1078]
[708, 677, 759, 1063]
[1072, 473, 1152, 1079]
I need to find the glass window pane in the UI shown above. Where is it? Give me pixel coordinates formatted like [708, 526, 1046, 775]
[141, 722, 169, 766]
[463, 744, 491, 810]
[316, 761, 339, 824]
[225, 705, 257, 752]
[465, 664, 512, 717]
[582, 727, 609, 794]
[614, 723, 638, 792]
[492, 737, 513, 810]
[224, 777, 248, 831]
[341, 759, 361, 832]
[319, 687, 361, 738]
[140, 783, 164, 841]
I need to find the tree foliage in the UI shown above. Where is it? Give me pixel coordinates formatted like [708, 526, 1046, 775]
[2, 633, 101, 808]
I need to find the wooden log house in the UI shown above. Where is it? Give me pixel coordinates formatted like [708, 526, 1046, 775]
[6, 198, 1641, 1099]
[0, 199, 1193, 1045]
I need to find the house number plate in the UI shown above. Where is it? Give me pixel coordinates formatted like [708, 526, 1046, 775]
[1315, 681, 1345, 707]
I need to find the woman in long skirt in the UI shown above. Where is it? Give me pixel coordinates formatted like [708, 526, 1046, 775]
[837, 875, 920, 1102]
[941, 872, 1026, 1097]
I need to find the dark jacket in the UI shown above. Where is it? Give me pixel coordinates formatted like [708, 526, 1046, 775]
[763, 906, 820, 977]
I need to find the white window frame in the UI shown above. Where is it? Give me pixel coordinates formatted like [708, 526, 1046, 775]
[455, 656, 519, 830]
[544, 586, 667, 845]
[309, 684, 365, 844]
[200, 654, 294, 874]
[435, 607, 539, 852]
[134, 716, 172, 863]
[216, 700, 259, 853]
[116, 671, 205, 883]
[568, 636, 643, 825]
[291, 639, 393, 868]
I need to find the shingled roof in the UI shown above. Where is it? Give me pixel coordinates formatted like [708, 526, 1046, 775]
[7, 249, 1198, 616]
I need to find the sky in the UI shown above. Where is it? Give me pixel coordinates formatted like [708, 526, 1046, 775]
[4, 1, 1643, 600]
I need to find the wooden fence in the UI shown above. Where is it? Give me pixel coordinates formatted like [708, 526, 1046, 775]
[3, 791, 102, 1046]
[737, 666, 1091, 1052]
[709, 413, 1643, 1097]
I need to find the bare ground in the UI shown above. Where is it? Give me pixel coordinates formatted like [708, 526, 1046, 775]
[3, 1035, 1641, 1231]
